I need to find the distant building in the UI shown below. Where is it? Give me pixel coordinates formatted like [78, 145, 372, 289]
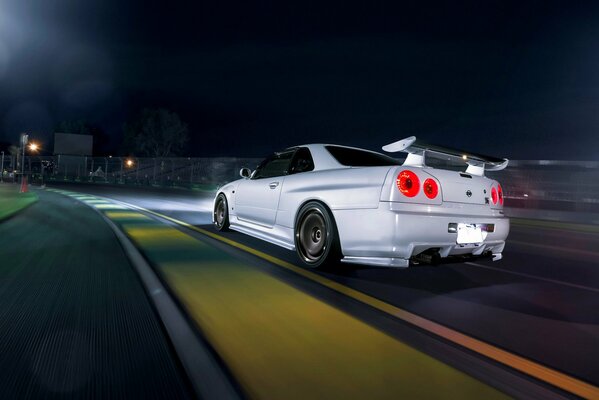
[53, 132, 93, 156]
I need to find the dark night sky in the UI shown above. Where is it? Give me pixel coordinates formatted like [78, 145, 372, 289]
[1, 0, 599, 159]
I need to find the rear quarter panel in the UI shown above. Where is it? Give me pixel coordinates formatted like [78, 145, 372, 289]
[275, 167, 393, 228]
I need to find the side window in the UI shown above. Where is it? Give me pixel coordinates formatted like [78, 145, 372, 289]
[252, 150, 295, 179]
[325, 145, 399, 166]
[289, 147, 315, 175]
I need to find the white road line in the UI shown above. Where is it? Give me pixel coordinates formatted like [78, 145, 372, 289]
[465, 262, 599, 293]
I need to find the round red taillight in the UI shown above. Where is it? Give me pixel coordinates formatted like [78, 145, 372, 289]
[397, 170, 420, 197]
[423, 178, 438, 199]
[498, 184, 503, 205]
[491, 187, 498, 205]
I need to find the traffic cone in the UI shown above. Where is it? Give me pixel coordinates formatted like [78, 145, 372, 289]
[20, 175, 28, 193]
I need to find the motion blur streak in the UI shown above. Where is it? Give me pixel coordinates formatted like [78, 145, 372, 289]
[47, 189, 505, 398]
[121, 203, 599, 400]
[465, 262, 599, 293]
[510, 218, 599, 234]
[118, 214, 505, 400]
[509, 240, 599, 259]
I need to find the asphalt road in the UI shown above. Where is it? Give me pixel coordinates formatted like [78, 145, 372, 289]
[47, 183, 599, 396]
[0, 187, 192, 399]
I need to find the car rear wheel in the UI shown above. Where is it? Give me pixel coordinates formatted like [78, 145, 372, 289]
[214, 193, 230, 231]
[295, 202, 340, 268]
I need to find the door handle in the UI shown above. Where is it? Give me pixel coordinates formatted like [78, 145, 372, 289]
[269, 182, 279, 189]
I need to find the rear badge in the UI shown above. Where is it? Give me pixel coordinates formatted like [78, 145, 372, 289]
[466, 190, 472, 197]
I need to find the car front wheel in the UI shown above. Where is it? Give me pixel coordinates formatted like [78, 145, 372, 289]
[213, 193, 230, 231]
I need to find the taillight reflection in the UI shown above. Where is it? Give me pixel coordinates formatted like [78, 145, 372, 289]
[498, 184, 503, 205]
[423, 178, 438, 199]
[397, 170, 420, 197]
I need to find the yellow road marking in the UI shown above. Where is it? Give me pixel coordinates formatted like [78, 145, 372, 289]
[104, 211, 151, 220]
[163, 260, 506, 400]
[125, 225, 201, 247]
[121, 221, 506, 399]
[120, 203, 599, 400]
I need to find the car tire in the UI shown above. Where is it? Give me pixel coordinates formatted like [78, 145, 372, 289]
[214, 193, 230, 231]
[295, 202, 341, 269]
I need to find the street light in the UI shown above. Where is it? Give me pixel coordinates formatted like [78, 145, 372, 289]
[19, 138, 39, 189]
[126, 159, 134, 168]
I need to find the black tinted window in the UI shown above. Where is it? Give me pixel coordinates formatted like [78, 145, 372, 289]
[326, 146, 400, 167]
[252, 150, 295, 179]
[289, 147, 315, 174]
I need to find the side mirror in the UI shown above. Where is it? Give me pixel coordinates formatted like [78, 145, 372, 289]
[240, 167, 252, 179]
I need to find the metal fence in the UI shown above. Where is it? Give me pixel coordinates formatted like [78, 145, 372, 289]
[1, 155, 598, 211]
[0, 155, 262, 189]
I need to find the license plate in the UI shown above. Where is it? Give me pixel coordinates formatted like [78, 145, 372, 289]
[456, 223, 485, 244]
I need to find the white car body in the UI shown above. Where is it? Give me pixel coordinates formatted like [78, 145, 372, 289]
[214, 137, 509, 268]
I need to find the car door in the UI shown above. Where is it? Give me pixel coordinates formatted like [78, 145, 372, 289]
[235, 149, 295, 228]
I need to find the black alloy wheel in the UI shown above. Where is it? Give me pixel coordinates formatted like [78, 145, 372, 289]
[214, 193, 230, 231]
[295, 202, 340, 268]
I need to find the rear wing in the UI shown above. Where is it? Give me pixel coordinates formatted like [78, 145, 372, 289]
[382, 136, 508, 176]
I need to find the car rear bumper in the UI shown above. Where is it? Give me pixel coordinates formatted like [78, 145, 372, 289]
[333, 201, 509, 267]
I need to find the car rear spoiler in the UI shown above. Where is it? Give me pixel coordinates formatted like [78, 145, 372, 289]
[382, 136, 509, 176]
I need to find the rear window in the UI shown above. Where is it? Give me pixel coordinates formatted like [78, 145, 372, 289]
[325, 145, 400, 167]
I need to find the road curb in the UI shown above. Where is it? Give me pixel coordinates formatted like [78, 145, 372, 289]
[50, 189, 241, 400]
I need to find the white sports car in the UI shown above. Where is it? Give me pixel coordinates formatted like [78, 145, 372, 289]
[213, 136, 509, 268]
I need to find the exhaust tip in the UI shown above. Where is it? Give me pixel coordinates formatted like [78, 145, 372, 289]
[413, 249, 441, 265]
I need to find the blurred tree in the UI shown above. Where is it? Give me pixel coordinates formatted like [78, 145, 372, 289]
[122, 108, 189, 157]
[55, 119, 110, 155]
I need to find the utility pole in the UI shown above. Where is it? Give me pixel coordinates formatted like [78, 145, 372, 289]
[20, 133, 28, 183]
[41, 158, 45, 186]
[1, 151, 4, 183]
[104, 157, 109, 183]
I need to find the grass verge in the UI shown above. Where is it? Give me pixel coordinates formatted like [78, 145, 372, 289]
[0, 184, 38, 222]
